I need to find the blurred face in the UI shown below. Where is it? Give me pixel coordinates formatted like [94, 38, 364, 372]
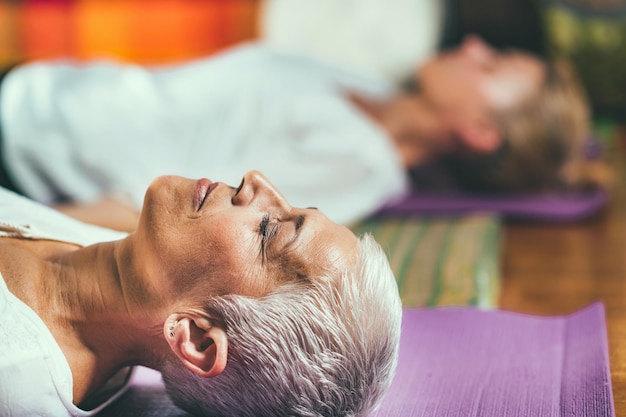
[132, 171, 358, 300]
[418, 35, 545, 121]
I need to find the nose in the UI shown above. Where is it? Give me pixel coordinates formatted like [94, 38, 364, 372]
[460, 35, 496, 65]
[232, 170, 291, 211]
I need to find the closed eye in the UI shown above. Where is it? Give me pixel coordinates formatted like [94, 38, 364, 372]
[260, 214, 279, 258]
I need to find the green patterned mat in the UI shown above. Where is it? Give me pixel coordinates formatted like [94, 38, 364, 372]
[351, 214, 501, 309]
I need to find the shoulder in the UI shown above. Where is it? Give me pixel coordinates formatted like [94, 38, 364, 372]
[0, 187, 126, 246]
[0, 275, 76, 416]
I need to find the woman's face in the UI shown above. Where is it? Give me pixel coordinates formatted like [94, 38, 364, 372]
[131, 171, 359, 299]
[418, 35, 545, 120]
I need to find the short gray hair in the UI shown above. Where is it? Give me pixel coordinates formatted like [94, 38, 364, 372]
[162, 233, 402, 417]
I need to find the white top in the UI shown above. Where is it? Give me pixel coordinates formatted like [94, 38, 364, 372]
[1, 42, 409, 226]
[261, 0, 443, 83]
[0, 186, 130, 416]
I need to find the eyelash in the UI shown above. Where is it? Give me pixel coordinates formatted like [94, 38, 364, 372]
[260, 214, 279, 255]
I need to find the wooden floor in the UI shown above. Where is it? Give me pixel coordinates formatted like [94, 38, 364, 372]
[500, 126, 626, 416]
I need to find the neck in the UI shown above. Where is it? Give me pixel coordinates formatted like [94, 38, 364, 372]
[39, 239, 168, 402]
[349, 92, 455, 168]
[54, 239, 167, 356]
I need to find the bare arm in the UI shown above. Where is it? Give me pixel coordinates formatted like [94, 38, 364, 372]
[53, 197, 140, 232]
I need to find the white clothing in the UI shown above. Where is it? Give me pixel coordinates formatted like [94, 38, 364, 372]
[1, 42, 409, 226]
[262, 0, 443, 83]
[0, 186, 130, 416]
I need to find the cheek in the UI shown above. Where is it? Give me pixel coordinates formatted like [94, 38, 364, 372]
[484, 75, 537, 111]
[138, 209, 268, 296]
[423, 69, 481, 113]
[480, 79, 516, 110]
[183, 226, 268, 296]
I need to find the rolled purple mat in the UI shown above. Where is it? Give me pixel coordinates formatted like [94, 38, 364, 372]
[376, 187, 608, 222]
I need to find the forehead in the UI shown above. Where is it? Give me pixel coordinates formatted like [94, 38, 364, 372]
[496, 51, 544, 79]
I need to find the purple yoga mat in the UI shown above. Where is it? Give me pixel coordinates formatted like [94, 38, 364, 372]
[381, 135, 610, 222]
[98, 303, 614, 417]
[369, 302, 614, 417]
[376, 187, 608, 221]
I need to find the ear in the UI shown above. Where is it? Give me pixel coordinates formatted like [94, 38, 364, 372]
[164, 313, 228, 378]
[453, 117, 502, 154]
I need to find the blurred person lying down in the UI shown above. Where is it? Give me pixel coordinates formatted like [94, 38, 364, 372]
[0, 35, 607, 231]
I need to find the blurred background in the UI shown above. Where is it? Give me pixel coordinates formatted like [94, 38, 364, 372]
[0, 0, 624, 120]
[3, 1, 626, 411]
[442, 0, 626, 122]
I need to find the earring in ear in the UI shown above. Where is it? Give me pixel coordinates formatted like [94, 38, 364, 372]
[168, 320, 179, 338]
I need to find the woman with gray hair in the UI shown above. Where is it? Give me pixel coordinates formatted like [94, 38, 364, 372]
[0, 170, 402, 417]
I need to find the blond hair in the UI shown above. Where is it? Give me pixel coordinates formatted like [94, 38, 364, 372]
[443, 58, 610, 193]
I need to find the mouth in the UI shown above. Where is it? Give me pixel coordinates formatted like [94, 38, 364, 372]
[196, 178, 218, 211]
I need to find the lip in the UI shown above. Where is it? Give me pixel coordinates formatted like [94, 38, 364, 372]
[195, 178, 218, 211]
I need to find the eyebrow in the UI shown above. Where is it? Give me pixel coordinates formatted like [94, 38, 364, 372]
[279, 213, 305, 252]
[295, 214, 305, 233]
[265, 213, 306, 253]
